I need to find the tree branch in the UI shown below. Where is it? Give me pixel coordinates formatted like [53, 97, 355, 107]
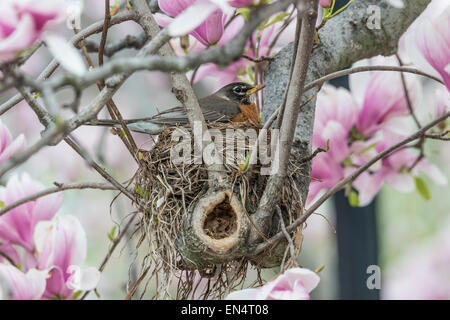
[0, 182, 119, 217]
[249, 0, 318, 244]
[0, 11, 137, 115]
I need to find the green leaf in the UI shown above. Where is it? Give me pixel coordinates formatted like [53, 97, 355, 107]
[348, 190, 359, 207]
[72, 290, 83, 300]
[342, 158, 353, 167]
[415, 177, 431, 200]
[240, 151, 250, 172]
[126, 0, 132, 10]
[246, 65, 255, 83]
[357, 142, 379, 156]
[107, 226, 117, 241]
[236, 8, 251, 20]
[0, 201, 4, 208]
[314, 264, 325, 273]
[33, 92, 41, 99]
[261, 13, 290, 30]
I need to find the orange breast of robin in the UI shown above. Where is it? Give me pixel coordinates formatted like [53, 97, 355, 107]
[233, 104, 260, 124]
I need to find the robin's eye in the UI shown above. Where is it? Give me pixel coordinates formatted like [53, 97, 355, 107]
[233, 86, 245, 95]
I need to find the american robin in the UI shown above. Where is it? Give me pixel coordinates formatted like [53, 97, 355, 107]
[89, 82, 265, 134]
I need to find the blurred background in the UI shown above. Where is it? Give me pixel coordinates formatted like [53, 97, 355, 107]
[0, 0, 448, 300]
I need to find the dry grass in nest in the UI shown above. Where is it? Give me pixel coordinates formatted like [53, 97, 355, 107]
[132, 122, 305, 299]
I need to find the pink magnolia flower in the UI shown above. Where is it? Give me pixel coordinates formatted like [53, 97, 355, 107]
[319, 0, 332, 8]
[0, 0, 66, 63]
[349, 56, 421, 138]
[308, 152, 345, 203]
[0, 264, 48, 300]
[307, 85, 360, 203]
[404, 5, 450, 90]
[229, 0, 255, 8]
[0, 119, 25, 164]
[34, 215, 100, 299]
[0, 173, 62, 252]
[433, 87, 450, 119]
[352, 142, 447, 206]
[225, 268, 320, 300]
[0, 241, 20, 265]
[158, 0, 225, 45]
[192, 14, 276, 90]
[313, 85, 359, 160]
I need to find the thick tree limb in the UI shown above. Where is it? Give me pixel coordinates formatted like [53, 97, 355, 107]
[249, 0, 318, 244]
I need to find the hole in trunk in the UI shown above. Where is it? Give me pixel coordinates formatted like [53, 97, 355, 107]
[203, 197, 237, 239]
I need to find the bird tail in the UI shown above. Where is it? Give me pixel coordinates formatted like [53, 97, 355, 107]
[86, 119, 163, 135]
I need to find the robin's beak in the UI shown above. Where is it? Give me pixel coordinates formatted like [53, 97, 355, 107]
[245, 84, 265, 96]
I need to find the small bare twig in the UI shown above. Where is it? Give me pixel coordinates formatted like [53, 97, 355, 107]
[241, 54, 273, 63]
[80, 212, 139, 300]
[396, 54, 421, 128]
[0, 182, 119, 217]
[276, 206, 299, 268]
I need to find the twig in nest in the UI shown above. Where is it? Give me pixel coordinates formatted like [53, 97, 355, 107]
[276, 206, 299, 268]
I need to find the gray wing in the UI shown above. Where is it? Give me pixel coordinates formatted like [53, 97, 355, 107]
[85, 96, 242, 134]
[147, 95, 241, 124]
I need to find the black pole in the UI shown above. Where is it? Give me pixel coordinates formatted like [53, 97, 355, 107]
[328, 70, 380, 300]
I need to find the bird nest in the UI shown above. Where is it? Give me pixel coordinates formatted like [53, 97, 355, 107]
[132, 122, 305, 299]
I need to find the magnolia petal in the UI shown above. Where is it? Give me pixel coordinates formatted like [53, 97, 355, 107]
[34, 215, 88, 272]
[385, 172, 415, 193]
[44, 266, 70, 299]
[225, 287, 259, 300]
[227, 267, 320, 300]
[44, 34, 86, 76]
[282, 268, 320, 293]
[209, 0, 231, 12]
[416, 161, 448, 186]
[320, 120, 349, 162]
[352, 170, 386, 206]
[0, 134, 25, 164]
[404, 30, 442, 81]
[68, 266, 100, 291]
[0, 14, 36, 63]
[31, 192, 62, 226]
[0, 265, 48, 300]
[167, 1, 218, 37]
[153, 12, 173, 28]
[0, 242, 20, 265]
[25, 268, 50, 300]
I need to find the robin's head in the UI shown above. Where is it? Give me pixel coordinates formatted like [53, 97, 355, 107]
[215, 82, 265, 105]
